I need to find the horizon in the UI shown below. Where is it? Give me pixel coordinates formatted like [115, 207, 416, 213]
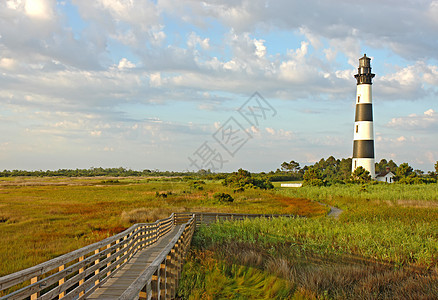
[1, 1, 437, 172]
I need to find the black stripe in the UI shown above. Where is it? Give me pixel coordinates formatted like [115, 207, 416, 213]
[353, 140, 374, 158]
[355, 104, 373, 122]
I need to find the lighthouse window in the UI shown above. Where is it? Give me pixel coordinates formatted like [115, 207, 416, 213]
[357, 95, 360, 103]
[356, 125, 359, 133]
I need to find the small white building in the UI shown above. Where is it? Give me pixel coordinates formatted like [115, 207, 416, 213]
[376, 167, 395, 183]
[280, 183, 303, 187]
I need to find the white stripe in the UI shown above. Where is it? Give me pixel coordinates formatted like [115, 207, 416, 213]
[354, 121, 374, 140]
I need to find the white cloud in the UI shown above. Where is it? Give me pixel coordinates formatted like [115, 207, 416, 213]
[117, 58, 135, 70]
[0, 58, 17, 70]
[187, 32, 210, 50]
[396, 136, 406, 142]
[387, 109, 438, 130]
[254, 39, 266, 58]
[25, 0, 53, 20]
[265, 127, 275, 135]
[90, 130, 102, 136]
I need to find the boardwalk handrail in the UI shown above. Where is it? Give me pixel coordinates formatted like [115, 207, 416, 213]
[1, 212, 296, 299]
[119, 214, 195, 300]
[0, 214, 175, 299]
[175, 212, 299, 229]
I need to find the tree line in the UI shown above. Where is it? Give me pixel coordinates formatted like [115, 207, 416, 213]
[1, 158, 437, 186]
[282, 157, 438, 186]
[0, 167, 196, 178]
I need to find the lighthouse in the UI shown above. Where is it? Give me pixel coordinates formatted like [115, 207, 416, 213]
[352, 54, 375, 178]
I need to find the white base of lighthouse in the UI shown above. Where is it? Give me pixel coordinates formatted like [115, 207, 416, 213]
[352, 158, 375, 178]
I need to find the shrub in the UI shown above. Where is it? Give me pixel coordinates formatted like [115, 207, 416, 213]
[155, 191, 172, 198]
[222, 169, 274, 190]
[351, 166, 371, 184]
[213, 192, 234, 203]
[189, 180, 205, 190]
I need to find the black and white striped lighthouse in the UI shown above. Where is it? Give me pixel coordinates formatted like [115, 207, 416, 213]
[352, 54, 375, 177]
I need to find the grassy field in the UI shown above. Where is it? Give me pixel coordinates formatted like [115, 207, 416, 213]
[0, 177, 325, 277]
[2, 178, 437, 299]
[177, 183, 438, 299]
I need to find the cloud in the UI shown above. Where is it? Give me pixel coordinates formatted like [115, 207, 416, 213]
[159, 0, 438, 60]
[0, 58, 17, 70]
[25, 0, 53, 20]
[187, 32, 210, 50]
[117, 58, 135, 70]
[265, 127, 275, 135]
[387, 109, 438, 130]
[0, 0, 437, 171]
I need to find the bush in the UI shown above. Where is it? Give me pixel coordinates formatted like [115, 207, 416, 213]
[213, 192, 234, 203]
[222, 169, 274, 190]
[351, 166, 371, 184]
[189, 180, 205, 190]
[155, 191, 172, 198]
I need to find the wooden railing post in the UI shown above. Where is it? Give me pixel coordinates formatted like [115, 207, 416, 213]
[79, 256, 85, 297]
[174, 241, 181, 286]
[59, 265, 65, 299]
[165, 254, 172, 300]
[160, 260, 166, 299]
[94, 248, 100, 287]
[106, 243, 112, 277]
[30, 276, 40, 300]
[139, 282, 149, 300]
[123, 235, 129, 263]
[115, 238, 121, 269]
[152, 267, 160, 299]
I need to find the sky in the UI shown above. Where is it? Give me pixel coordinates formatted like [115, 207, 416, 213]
[0, 0, 437, 172]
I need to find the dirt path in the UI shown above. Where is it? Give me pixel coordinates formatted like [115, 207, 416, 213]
[327, 205, 343, 218]
[317, 202, 343, 219]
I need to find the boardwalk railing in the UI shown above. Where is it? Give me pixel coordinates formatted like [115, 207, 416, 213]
[0, 214, 175, 300]
[1, 212, 295, 300]
[176, 212, 298, 228]
[119, 215, 195, 300]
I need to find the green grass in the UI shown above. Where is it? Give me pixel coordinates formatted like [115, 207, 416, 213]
[194, 216, 437, 266]
[177, 250, 293, 299]
[278, 183, 438, 203]
[177, 183, 438, 299]
[0, 177, 324, 277]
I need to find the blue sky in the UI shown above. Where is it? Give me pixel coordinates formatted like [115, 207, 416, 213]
[1, 0, 437, 172]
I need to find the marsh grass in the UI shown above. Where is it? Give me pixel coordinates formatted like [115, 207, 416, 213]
[177, 250, 293, 299]
[0, 177, 324, 277]
[178, 184, 438, 299]
[185, 217, 438, 299]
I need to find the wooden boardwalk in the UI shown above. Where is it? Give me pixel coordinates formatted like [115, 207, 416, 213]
[1, 213, 295, 300]
[87, 225, 182, 299]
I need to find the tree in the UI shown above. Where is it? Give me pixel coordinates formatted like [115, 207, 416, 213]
[375, 159, 398, 174]
[387, 160, 398, 173]
[222, 168, 273, 190]
[338, 158, 352, 181]
[351, 166, 371, 183]
[414, 169, 424, 176]
[303, 167, 324, 186]
[396, 163, 413, 180]
[281, 160, 300, 173]
[375, 159, 388, 174]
